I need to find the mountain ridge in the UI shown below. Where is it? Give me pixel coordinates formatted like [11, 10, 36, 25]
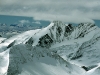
[25, 21, 97, 48]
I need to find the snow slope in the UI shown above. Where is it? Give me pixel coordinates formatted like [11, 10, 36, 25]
[0, 49, 9, 75]
[0, 38, 6, 44]
[7, 45, 85, 75]
[0, 29, 40, 52]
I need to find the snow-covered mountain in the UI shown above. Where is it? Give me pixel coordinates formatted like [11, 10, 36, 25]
[0, 21, 100, 75]
[0, 23, 43, 39]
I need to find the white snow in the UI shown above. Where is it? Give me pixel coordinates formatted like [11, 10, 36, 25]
[0, 38, 6, 43]
[51, 28, 96, 49]
[83, 64, 100, 75]
[32, 23, 54, 46]
[0, 29, 40, 52]
[18, 55, 85, 75]
[0, 49, 9, 75]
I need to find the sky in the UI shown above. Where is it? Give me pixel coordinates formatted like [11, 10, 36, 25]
[0, 0, 100, 26]
[0, 15, 50, 27]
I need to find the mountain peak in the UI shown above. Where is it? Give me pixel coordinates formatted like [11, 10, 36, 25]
[52, 20, 65, 26]
[53, 20, 62, 23]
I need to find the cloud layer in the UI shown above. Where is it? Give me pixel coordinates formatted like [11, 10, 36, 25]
[19, 20, 30, 24]
[32, 21, 41, 24]
[0, 0, 100, 23]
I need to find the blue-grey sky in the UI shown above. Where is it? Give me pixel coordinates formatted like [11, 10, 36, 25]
[0, 0, 100, 26]
[0, 15, 50, 26]
[0, 15, 100, 27]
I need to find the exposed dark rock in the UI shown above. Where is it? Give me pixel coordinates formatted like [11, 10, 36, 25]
[71, 49, 83, 60]
[81, 66, 88, 71]
[39, 34, 53, 48]
[7, 40, 15, 48]
[71, 54, 82, 60]
[57, 26, 62, 35]
[68, 24, 73, 29]
[25, 37, 34, 45]
[0, 35, 2, 37]
[78, 32, 85, 38]
[64, 24, 74, 37]
[90, 24, 95, 28]
[65, 26, 71, 33]
[81, 65, 97, 71]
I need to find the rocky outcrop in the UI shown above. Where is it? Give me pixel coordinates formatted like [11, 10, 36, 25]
[7, 40, 15, 48]
[38, 34, 53, 48]
[25, 37, 34, 45]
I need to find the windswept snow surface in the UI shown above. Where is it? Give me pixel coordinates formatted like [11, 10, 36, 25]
[19, 58, 85, 75]
[0, 38, 6, 43]
[0, 49, 9, 75]
[0, 29, 40, 52]
[6, 44, 85, 75]
[83, 64, 100, 75]
[32, 23, 54, 46]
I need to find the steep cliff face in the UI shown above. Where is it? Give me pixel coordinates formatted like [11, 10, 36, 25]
[24, 21, 69, 47]
[26, 21, 97, 48]
[48, 21, 74, 42]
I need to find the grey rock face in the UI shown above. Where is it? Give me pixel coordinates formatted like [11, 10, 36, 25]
[39, 34, 53, 48]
